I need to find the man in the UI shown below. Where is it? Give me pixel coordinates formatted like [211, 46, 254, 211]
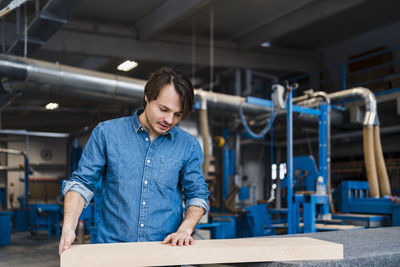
[59, 67, 210, 255]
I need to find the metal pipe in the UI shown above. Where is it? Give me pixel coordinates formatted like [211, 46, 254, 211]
[294, 88, 381, 198]
[327, 88, 382, 197]
[294, 87, 378, 126]
[0, 129, 69, 138]
[0, 165, 24, 171]
[0, 147, 26, 156]
[328, 87, 378, 126]
[0, 54, 270, 114]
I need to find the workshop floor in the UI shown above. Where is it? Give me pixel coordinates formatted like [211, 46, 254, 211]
[0, 231, 59, 267]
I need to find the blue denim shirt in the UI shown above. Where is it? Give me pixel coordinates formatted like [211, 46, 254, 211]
[62, 109, 209, 243]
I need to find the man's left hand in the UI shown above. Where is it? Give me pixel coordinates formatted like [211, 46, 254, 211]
[162, 229, 194, 246]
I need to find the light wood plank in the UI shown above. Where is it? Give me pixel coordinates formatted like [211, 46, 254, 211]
[299, 223, 364, 230]
[61, 237, 343, 267]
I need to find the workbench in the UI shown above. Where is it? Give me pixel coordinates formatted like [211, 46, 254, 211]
[235, 227, 400, 266]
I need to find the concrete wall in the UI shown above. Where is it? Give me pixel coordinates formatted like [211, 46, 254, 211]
[242, 144, 268, 205]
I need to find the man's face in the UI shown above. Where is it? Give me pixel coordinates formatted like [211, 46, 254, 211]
[142, 83, 183, 139]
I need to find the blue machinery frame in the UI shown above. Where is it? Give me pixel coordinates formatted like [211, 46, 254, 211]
[226, 92, 330, 234]
[339, 180, 400, 226]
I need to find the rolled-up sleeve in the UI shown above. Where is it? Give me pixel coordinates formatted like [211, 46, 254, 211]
[180, 138, 210, 213]
[62, 123, 107, 208]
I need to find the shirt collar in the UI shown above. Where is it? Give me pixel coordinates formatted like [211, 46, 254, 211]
[131, 108, 175, 140]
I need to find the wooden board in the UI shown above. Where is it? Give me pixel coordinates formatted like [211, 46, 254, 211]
[299, 223, 364, 230]
[61, 237, 343, 267]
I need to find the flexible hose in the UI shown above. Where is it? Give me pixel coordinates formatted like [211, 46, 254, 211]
[199, 100, 211, 180]
[373, 125, 391, 196]
[363, 126, 380, 198]
[238, 103, 277, 139]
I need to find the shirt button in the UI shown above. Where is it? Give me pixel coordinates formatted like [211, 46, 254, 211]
[147, 159, 150, 164]
[144, 180, 148, 185]
[142, 201, 146, 205]
[145, 137, 149, 141]
[140, 224, 144, 228]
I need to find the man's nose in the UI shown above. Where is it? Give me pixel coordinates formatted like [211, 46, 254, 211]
[164, 113, 174, 124]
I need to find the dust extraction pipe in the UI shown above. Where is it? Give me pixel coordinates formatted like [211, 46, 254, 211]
[374, 125, 391, 196]
[198, 91, 211, 180]
[0, 54, 269, 114]
[329, 88, 392, 197]
[295, 87, 391, 198]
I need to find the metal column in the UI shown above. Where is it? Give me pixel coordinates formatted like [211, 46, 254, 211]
[319, 103, 328, 184]
[286, 90, 294, 234]
[222, 128, 230, 201]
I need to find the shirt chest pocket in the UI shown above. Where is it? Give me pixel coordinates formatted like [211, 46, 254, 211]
[157, 156, 182, 189]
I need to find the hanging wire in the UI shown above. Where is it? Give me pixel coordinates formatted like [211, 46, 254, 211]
[209, 3, 214, 92]
[192, 17, 196, 85]
[1, 17, 5, 53]
[23, 0, 27, 57]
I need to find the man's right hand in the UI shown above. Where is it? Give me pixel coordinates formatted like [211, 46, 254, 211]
[59, 229, 76, 255]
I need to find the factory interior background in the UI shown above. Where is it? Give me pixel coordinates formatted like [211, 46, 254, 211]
[0, 0, 400, 266]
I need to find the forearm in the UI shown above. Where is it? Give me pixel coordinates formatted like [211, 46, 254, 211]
[62, 191, 85, 232]
[177, 206, 205, 235]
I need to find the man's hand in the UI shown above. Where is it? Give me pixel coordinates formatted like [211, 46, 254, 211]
[59, 191, 85, 255]
[162, 229, 194, 246]
[59, 229, 76, 255]
[162, 206, 204, 246]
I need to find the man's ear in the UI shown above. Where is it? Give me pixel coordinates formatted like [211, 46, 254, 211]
[144, 95, 148, 103]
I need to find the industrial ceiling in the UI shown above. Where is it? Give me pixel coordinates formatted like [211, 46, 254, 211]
[0, 0, 399, 132]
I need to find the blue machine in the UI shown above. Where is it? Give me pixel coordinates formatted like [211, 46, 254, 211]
[0, 211, 14, 246]
[0, 188, 5, 209]
[195, 216, 236, 240]
[239, 92, 329, 234]
[30, 204, 60, 239]
[338, 180, 400, 226]
[239, 204, 272, 237]
[292, 156, 320, 191]
[280, 156, 330, 233]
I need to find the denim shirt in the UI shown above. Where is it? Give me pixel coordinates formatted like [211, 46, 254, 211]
[62, 109, 210, 243]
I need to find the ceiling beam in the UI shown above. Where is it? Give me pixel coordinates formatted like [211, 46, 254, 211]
[135, 0, 210, 40]
[237, 0, 366, 51]
[42, 28, 317, 73]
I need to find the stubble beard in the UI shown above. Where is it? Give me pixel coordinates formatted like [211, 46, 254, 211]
[145, 112, 168, 136]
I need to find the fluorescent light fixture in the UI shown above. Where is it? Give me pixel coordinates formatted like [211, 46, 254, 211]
[45, 102, 59, 110]
[260, 42, 271, 48]
[117, 60, 138, 71]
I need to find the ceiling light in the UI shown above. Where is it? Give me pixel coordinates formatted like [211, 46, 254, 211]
[260, 42, 271, 48]
[117, 60, 138, 72]
[45, 102, 59, 110]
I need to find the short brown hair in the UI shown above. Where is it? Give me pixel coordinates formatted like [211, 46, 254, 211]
[143, 67, 194, 117]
